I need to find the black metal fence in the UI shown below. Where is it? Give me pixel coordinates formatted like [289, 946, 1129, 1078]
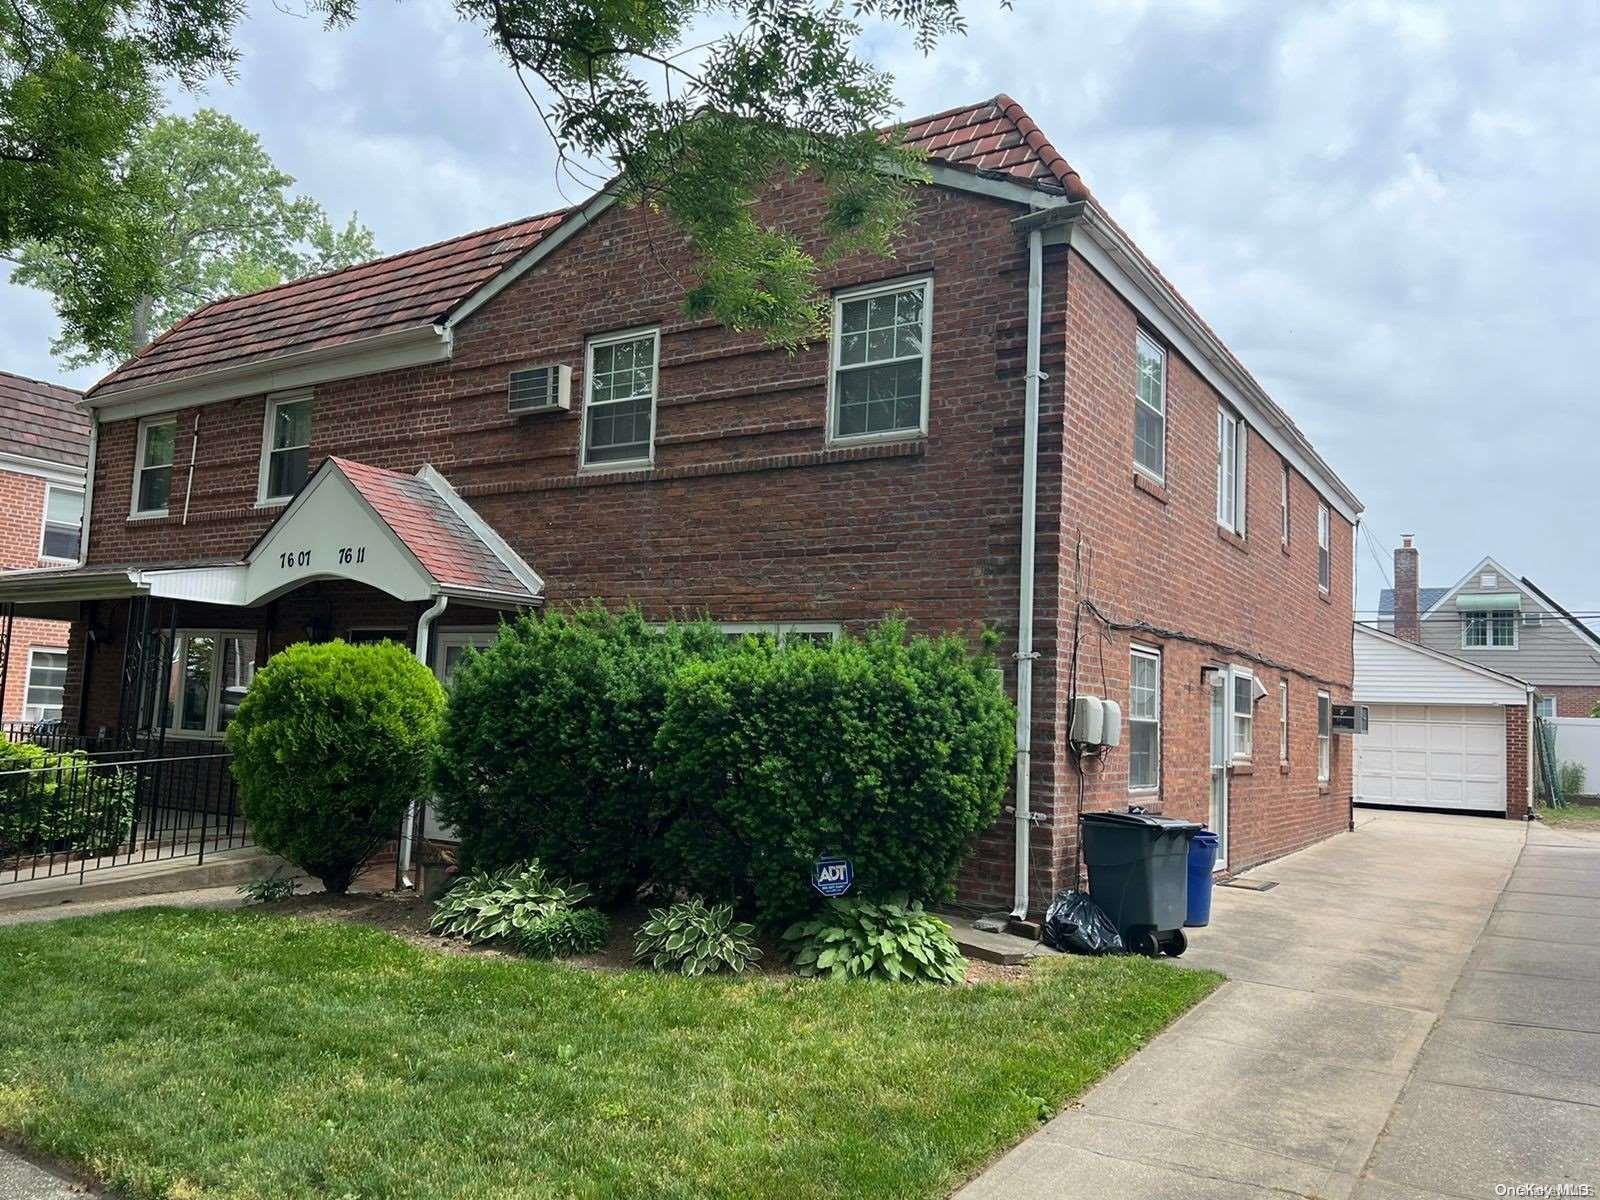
[0, 725, 249, 887]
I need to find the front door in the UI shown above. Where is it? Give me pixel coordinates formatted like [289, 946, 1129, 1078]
[1208, 670, 1230, 871]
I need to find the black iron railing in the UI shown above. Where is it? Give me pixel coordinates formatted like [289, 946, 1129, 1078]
[0, 745, 249, 887]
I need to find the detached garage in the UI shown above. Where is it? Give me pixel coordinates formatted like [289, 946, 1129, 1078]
[1353, 624, 1534, 819]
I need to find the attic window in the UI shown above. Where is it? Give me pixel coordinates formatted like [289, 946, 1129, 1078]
[1480, 572, 1498, 587]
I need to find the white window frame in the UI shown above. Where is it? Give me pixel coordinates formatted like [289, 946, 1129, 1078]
[1317, 691, 1332, 782]
[155, 629, 258, 739]
[1462, 609, 1518, 651]
[1279, 678, 1290, 763]
[718, 621, 842, 647]
[1229, 666, 1254, 761]
[826, 275, 933, 447]
[580, 326, 661, 471]
[1128, 645, 1162, 793]
[1317, 503, 1331, 593]
[1280, 463, 1291, 546]
[257, 391, 314, 506]
[21, 646, 68, 722]
[1536, 695, 1557, 721]
[38, 484, 84, 564]
[1133, 330, 1166, 482]
[130, 415, 178, 518]
[1216, 406, 1247, 535]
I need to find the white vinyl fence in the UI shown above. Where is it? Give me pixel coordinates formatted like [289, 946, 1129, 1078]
[1550, 717, 1600, 797]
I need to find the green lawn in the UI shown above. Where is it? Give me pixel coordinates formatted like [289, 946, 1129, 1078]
[1536, 802, 1600, 830]
[0, 909, 1217, 1200]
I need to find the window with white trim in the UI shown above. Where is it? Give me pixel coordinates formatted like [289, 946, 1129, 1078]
[132, 417, 177, 516]
[1317, 691, 1332, 782]
[1280, 463, 1290, 546]
[260, 393, 312, 503]
[1317, 503, 1331, 592]
[1216, 407, 1247, 534]
[1279, 679, 1290, 763]
[150, 631, 258, 736]
[1462, 610, 1517, 649]
[1536, 696, 1556, 720]
[1128, 646, 1161, 791]
[830, 277, 931, 442]
[22, 648, 67, 722]
[718, 622, 842, 648]
[1231, 668, 1254, 760]
[40, 485, 83, 561]
[582, 328, 659, 467]
[1133, 331, 1166, 480]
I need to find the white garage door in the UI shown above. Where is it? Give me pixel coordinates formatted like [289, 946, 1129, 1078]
[1356, 704, 1506, 813]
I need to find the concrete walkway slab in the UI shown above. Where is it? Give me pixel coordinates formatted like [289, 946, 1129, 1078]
[1485, 908, 1600, 946]
[956, 810, 1563, 1200]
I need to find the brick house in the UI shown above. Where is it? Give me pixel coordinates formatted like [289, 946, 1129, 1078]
[0, 96, 1362, 913]
[0, 371, 89, 727]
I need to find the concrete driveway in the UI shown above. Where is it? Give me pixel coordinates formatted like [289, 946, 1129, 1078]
[959, 809, 1600, 1199]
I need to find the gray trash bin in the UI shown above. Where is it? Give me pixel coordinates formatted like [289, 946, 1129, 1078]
[1081, 811, 1200, 957]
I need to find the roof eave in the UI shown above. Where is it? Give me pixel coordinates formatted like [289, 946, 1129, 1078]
[85, 323, 453, 420]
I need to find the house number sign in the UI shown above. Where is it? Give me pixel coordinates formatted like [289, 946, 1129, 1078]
[277, 545, 368, 570]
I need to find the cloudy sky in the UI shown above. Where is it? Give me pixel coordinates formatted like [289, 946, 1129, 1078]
[2, 0, 1595, 616]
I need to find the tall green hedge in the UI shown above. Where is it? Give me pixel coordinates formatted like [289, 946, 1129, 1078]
[0, 742, 136, 857]
[433, 606, 726, 902]
[654, 621, 1015, 928]
[227, 640, 444, 893]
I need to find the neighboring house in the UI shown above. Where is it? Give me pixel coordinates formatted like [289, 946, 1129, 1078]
[1375, 537, 1600, 718]
[0, 371, 89, 726]
[0, 96, 1362, 913]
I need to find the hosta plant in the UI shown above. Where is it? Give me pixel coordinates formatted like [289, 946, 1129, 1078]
[634, 898, 761, 976]
[783, 897, 967, 985]
[430, 860, 595, 955]
[518, 907, 611, 959]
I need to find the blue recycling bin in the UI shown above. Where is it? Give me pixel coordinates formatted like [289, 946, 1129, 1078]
[1185, 830, 1220, 928]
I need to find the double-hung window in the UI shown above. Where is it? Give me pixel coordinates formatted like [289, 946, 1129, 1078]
[1317, 503, 1331, 592]
[40, 485, 84, 562]
[155, 631, 258, 736]
[830, 277, 931, 443]
[1280, 463, 1291, 546]
[583, 328, 659, 468]
[1216, 407, 1247, 534]
[1463, 610, 1517, 649]
[260, 393, 312, 503]
[132, 417, 177, 517]
[1317, 691, 1332, 782]
[1536, 696, 1556, 720]
[1133, 331, 1166, 480]
[1128, 646, 1161, 791]
[22, 648, 67, 722]
[1279, 679, 1290, 763]
[1231, 668, 1254, 760]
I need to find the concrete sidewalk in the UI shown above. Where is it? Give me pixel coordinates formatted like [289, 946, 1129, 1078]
[959, 810, 1600, 1199]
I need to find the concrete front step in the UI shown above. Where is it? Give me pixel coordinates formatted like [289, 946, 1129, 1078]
[0, 847, 290, 917]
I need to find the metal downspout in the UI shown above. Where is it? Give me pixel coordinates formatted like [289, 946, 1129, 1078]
[400, 593, 449, 886]
[1012, 226, 1045, 919]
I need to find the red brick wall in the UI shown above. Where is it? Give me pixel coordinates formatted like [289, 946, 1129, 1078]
[1051, 248, 1355, 881]
[1540, 685, 1600, 718]
[1506, 703, 1530, 820]
[1, 467, 76, 723]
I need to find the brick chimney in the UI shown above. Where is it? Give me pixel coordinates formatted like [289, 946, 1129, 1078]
[1394, 535, 1421, 643]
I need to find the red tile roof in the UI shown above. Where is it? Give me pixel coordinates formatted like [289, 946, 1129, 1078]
[899, 94, 1090, 199]
[332, 457, 534, 599]
[89, 96, 1092, 401]
[89, 210, 570, 399]
[0, 371, 89, 470]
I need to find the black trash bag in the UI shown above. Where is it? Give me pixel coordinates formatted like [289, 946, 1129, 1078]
[1042, 889, 1124, 955]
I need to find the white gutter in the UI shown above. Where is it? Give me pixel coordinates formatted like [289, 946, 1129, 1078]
[400, 593, 449, 887]
[1012, 226, 1046, 919]
[77, 413, 98, 563]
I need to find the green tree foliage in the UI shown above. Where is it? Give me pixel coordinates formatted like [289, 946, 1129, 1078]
[654, 620, 1014, 928]
[226, 640, 444, 894]
[12, 108, 375, 365]
[6, 0, 978, 352]
[1, 0, 244, 342]
[432, 607, 726, 902]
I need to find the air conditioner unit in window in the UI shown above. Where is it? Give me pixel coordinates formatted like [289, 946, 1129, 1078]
[508, 364, 572, 414]
[1331, 703, 1369, 735]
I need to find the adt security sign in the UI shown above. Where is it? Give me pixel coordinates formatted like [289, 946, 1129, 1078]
[812, 855, 853, 898]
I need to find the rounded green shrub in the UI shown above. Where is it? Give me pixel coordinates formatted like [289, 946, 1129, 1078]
[518, 907, 611, 959]
[655, 620, 1014, 929]
[226, 639, 444, 893]
[433, 606, 725, 902]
